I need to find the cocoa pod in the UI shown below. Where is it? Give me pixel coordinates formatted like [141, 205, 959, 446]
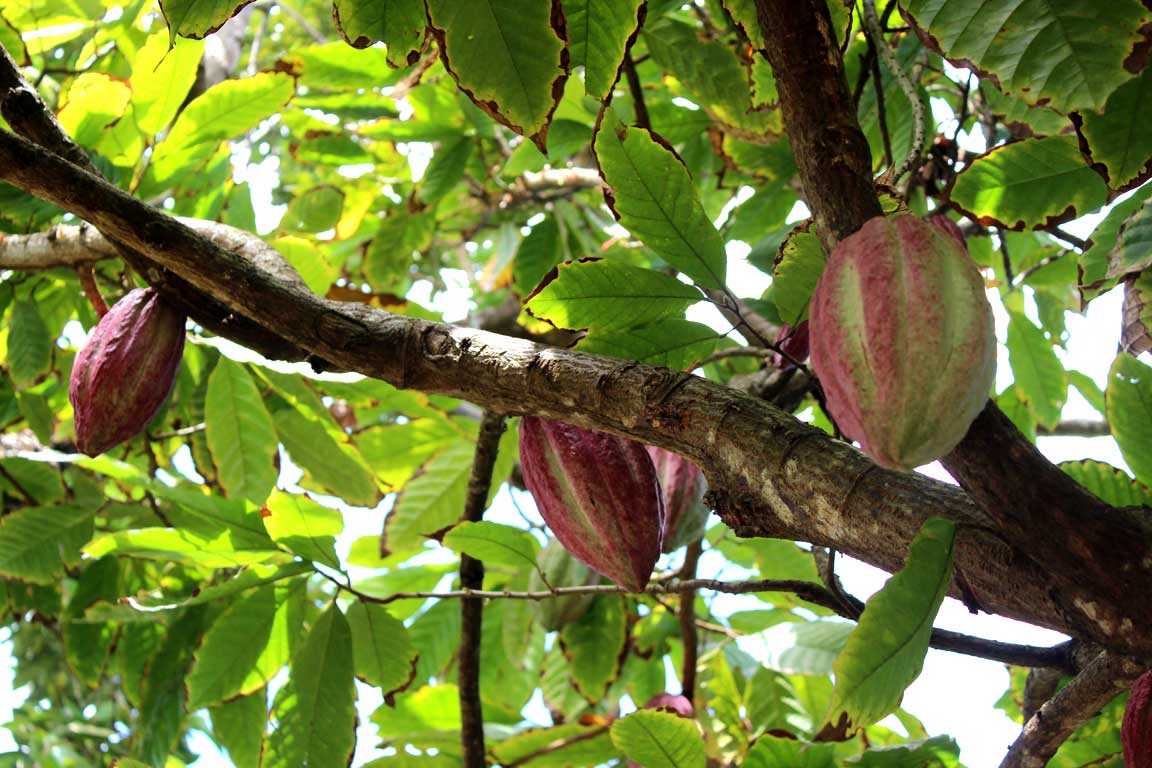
[528, 538, 602, 630]
[518, 416, 663, 591]
[809, 214, 996, 470]
[1124, 670, 1152, 768]
[69, 288, 186, 457]
[772, 320, 810, 370]
[646, 446, 709, 552]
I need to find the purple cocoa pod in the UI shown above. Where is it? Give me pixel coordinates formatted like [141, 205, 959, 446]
[519, 417, 663, 591]
[809, 214, 996, 470]
[646, 446, 709, 552]
[69, 288, 186, 456]
[927, 213, 967, 248]
[772, 320, 810, 370]
[1124, 671, 1152, 768]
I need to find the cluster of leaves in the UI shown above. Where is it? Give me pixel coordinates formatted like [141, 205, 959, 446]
[0, 0, 1150, 766]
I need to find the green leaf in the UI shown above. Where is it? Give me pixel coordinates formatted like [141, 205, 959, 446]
[0, 505, 95, 583]
[567, 0, 646, 101]
[265, 604, 357, 768]
[187, 578, 307, 709]
[159, 0, 256, 40]
[594, 109, 728, 289]
[514, 215, 564, 296]
[771, 228, 826, 325]
[7, 300, 52, 390]
[148, 71, 295, 188]
[282, 185, 345, 233]
[346, 601, 419, 695]
[419, 137, 473, 204]
[559, 594, 627, 702]
[1007, 312, 1067, 429]
[442, 521, 541, 571]
[333, 0, 426, 67]
[610, 709, 705, 768]
[383, 439, 476, 556]
[289, 42, 401, 90]
[262, 491, 342, 570]
[130, 31, 204, 135]
[825, 517, 957, 730]
[1080, 184, 1152, 291]
[205, 360, 278, 505]
[1107, 199, 1152, 280]
[1060, 459, 1152, 507]
[1079, 66, 1152, 191]
[577, 319, 722, 370]
[951, 136, 1108, 230]
[744, 735, 836, 768]
[273, 406, 381, 507]
[426, 0, 567, 151]
[210, 690, 267, 768]
[0, 457, 63, 504]
[1068, 370, 1107, 417]
[84, 528, 285, 568]
[56, 73, 132, 148]
[525, 260, 702, 332]
[1107, 353, 1152, 487]
[491, 723, 621, 767]
[754, 620, 855, 676]
[270, 236, 341, 295]
[901, 0, 1151, 113]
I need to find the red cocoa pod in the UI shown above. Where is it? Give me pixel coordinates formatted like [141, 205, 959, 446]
[69, 288, 186, 456]
[927, 214, 966, 249]
[1124, 670, 1152, 768]
[772, 320, 810, 370]
[809, 214, 996, 470]
[528, 538, 602, 630]
[519, 416, 663, 591]
[646, 446, 709, 552]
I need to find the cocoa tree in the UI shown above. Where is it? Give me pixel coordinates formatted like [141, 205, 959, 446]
[0, 0, 1150, 766]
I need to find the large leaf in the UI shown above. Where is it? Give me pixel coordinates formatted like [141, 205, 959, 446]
[346, 601, 419, 695]
[426, 0, 568, 151]
[525, 260, 702, 332]
[1107, 200, 1152, 280]
[261, 491, 343, 570]
[771, 227, 826, 325]
[950, 136, 1108, 230]
[1107, 353, 1152, 487]
[272, 406, 380, 507]
[1060, 459, 1152, 507]
[1078, 66, 1152, 191]
[333, 0, 426, 67]
[567, 0, 646, 101]
[442, 521, 541, 571]
[130, 31, 204, 135]
[210, 690, 267, 768]
[264, 604, 357, 768]
[744, 735, 836, 768]
[825, 517, 957, 730]
[902, 0, 1151, 113]
[382, 438, 480, 555]
[1006, 312, 1067, 429]
[0, 505, 95, 583]
[559, 594, 627, 702]
[186, 578, 307, 709]
[205, 360, 278, 505]
[7, 300, 52, 390]
[611, 709, 705, 768]
[84, 528, 285, 568]
[159, 0, 255, 39]
[593, 108, 728, 289]
[577, 319, 722, 370]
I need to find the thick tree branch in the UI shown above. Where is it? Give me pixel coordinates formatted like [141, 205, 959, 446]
[3, 125, 1150, 654]
[751, 0, 1152, 654]
[999, 652, 1146, 768]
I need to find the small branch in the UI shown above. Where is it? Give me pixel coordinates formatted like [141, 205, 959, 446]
[698, 347, 772, 367]
[1037, 419, 1110, 438]
[76, 264, 108, 317]
[999, 652, 1146, 768]
[678, 540, 702, 699]
[389, 48, 440, 101]
[150, 423, 208, 440]
[269, 0, 325, 43]
[868, 37, 893, 170]
[861, 0, 926, 181]
[622, 54, 651, 131]
[246, 5, 272, 77]
[1045, 227, 1088, 251]
[458, 410, 506, 768]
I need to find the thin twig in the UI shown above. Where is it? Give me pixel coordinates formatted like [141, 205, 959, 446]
[861, 0, 925, 181]
[698, 347, 772, 366]
[869, 37, 893, 170]
[76, 264, 108, 317]
[1037, 419, 1109, 438]
[150, 423, 207, 440]
[246, 5, 272, 77]
[458, 410, 506, 768]
[1046, 227, 1088, 251]
[999, 652, 1146, 768]
[270, 0, 325, 43]
[679, 540, 702, 699]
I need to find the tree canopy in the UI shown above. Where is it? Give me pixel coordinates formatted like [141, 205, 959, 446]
[0, 1, 1150, 767]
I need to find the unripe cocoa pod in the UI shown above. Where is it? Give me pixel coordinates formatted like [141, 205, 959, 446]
[69, 288, 186, 457]
[1124, 670, 1152, 768]
[646, 446, 709, 552]
[519, 417, 663, 591]
[528, 538, 603, 630]
[809, 214, 996, 470]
